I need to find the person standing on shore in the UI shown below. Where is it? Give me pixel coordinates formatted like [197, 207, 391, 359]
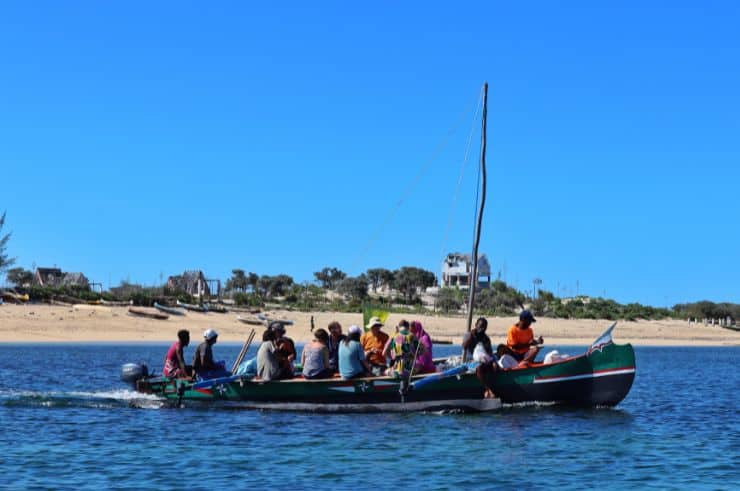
[361, 317, 389, 376]
[163, 329, 192, 379]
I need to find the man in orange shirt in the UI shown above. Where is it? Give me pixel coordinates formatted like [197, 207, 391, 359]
[361, 317, 389, 376]
[505, 310, 543, 362]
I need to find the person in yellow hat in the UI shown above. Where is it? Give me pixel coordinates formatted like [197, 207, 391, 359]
[360, 317, 389, 376]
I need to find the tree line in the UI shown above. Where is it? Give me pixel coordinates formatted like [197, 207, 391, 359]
[1, 210, 737, 321]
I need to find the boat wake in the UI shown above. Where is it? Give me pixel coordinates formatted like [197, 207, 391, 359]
[0, 388, 164, 409]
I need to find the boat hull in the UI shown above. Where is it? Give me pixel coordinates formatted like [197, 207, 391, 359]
[488, 342, 635, 406]
[132, 342, 635, 411]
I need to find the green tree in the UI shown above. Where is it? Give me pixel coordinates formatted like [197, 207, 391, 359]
[6, 267, 33, 287]
[266, 274, 294, 298]
[0, 212, 15, 276]
[226, 269, 248, 292]
[338, 275, 369, 303]
[437, 287, 463, 313]
[247, 272, 259, 293]
[392, 266, 436, 303]
[366, 268, 393, 292]
[313, 267, 346, 290]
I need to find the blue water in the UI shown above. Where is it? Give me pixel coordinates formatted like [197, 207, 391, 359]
[0, 344, 737, 490]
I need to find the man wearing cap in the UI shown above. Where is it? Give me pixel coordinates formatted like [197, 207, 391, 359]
[505, 310, 544, 362]
[192, 328, 229, 379]
[360, 317, 389, 376]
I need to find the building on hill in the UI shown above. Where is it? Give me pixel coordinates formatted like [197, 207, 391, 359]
[166, 270, 210, 297]
[34, 267, 90, 289]
[441, 253, 491, 289]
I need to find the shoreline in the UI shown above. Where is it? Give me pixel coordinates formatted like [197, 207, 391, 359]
[0, 303, 738, 347]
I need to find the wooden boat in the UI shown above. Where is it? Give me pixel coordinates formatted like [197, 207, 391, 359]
[121, 83, 636, 412]
[257, 313, 294, 326]
[1, 291, 30, 303]
[128, 307, 169, 320]
[236, 315, 265, 325]
[176, 300, 208, 313]
[153, 302, 185, 316]
[101, 299, 133, 307]
[203, 303, 228, 314]
[123, 324, 634, 411]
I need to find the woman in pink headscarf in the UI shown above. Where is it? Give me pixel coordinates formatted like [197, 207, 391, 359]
[410, 321, 435, 374]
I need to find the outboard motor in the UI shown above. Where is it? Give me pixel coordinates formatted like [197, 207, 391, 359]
[121, 363, 149, 384]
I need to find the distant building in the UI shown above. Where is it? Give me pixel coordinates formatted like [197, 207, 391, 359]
[34, 267, 90, 289]
[441, 253, 491, 289]
[167, 270, 210, 297]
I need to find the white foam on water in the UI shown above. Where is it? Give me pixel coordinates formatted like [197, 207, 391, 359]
[67, 389, 161, 402]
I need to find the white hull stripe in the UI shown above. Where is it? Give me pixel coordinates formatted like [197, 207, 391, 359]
[533, 368, 635, 385]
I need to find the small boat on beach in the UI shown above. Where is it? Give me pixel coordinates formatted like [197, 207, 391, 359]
[176, 300, 208, 313]
[128, 307, 169, 320]
[1, 291, 30, 303]
[153, 302, 186, 316]
[203, 303, 228, 314]
[101, 299, 133, 307]
[236, 315, 265, 326]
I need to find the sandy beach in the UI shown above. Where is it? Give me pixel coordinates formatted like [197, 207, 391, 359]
[0, 303, 738, 346]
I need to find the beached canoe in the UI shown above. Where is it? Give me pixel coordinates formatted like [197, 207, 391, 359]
[176, 300, 208, 313]
[153, 302, 185, 316]
[1, 291, 30, 303]
[122, 324, 635, 412]
[236, 315, 264, 326]
[101, 299, 133, 307]
[128, 307, 169, 320]
[203, 303, 228, 314]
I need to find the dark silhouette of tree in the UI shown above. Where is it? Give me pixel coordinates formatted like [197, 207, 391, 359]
[7, 267, 33, 287]
[0, 212, 15, 276]
[226, 269, 248, 292]
[366, 268, 394, 292]
[392, 267, 436, 303]
[338, 275, 370, 303]
[313, 267, 346, 290]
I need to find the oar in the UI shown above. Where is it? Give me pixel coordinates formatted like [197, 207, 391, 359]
[230, 328, 256, 373]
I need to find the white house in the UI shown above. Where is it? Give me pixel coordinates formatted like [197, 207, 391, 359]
[441, 253, 491, 289]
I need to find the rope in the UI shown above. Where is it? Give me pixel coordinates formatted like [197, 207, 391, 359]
[438, 86, 485, 276]
[348, 91, 481, 274]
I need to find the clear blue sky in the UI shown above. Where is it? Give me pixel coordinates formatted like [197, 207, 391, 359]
[1, 1, 738, 307]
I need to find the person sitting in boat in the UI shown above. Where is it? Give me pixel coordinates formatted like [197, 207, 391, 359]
[410, 320, 435, 374]
[361, 317, 389, 376]
[192, 328, 229, 380]
[257, 328, 281, 381]
[163, 329, 193, 379]
[326, 321, 347, 374]
[339, 325, 371, 379]
[504, 310, 544, 363]
[383, 320, 421, 379]
[462, 317, 494, 362]
[461, 317, 499, 398]
[270, 321, 297, 379]
[301, 328, 333, 379]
